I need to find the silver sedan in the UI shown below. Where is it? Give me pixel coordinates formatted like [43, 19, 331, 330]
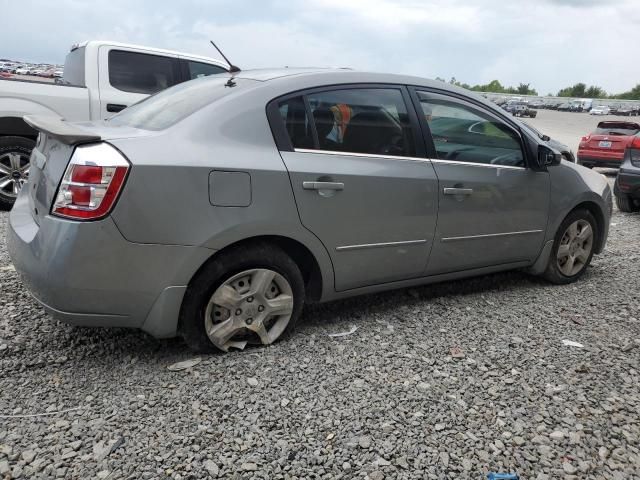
[7, 69, 612, 352]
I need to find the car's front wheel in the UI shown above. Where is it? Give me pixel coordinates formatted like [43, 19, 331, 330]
[543, 209, 597, 284]
[615, 193, 640, 213]
[179, 243, 305, 352]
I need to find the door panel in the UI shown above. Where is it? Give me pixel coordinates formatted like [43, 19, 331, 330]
[412, 90, 550, 274]
[426, 161, 549, 274]
[281, 150, 438, 291]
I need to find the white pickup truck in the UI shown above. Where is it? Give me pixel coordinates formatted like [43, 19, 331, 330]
[0, 40, 229, 208]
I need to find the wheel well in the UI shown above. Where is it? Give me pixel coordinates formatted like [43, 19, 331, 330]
[572, 201, 606, 253]
[194, 236, 323, 302]
[0, 117, 37, 140]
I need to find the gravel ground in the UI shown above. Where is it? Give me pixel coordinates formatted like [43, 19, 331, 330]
[1, 183, 640, 479]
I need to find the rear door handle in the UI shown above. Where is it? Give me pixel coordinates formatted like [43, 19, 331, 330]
[443, 187, 473, 195]
[106, 103, 127, 113]
[303, 181, 344, 191]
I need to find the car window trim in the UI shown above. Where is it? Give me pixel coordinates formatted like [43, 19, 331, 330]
[266, 83, 427, 158]
[407, 86, 532, 169]
[293, 147, 432, 163]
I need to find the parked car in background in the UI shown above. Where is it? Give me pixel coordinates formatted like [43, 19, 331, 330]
[53, 69, 63, 78]
[614, 137, 640, 212]
[617, 106, 637, 117]
[510, 101, 537, 118]
[557, 103, 571, 112]
[590, 105, 611, 116]
[8, 69, 611, 353]
[14, 67, 30, 75]
[0, 40, 229, 209]
[577, 121, 640, 168]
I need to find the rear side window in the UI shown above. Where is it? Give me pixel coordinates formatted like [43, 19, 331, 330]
[187, 61, 227, 79]
[63, 47, 85, 87]
[279, 88, 416, 157]
[278, 97, 314, 149]
[108, 50, 178, 94]
[417, 91, 524, 167]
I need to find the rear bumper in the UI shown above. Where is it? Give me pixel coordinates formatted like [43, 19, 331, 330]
[7, 193, 214, 338]
[615, 169, 640, 199]
[577, 153, 623, 168]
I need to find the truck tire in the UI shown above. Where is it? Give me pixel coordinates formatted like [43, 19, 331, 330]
[0, 136, 35, 210]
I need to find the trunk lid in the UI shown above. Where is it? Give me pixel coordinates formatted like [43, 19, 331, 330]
[24, 116, 149, 225]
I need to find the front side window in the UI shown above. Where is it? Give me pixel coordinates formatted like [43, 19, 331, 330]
[278, 88, 416, 157]
[417, 91, 525, 167]
[108, 50, 177, 94]
[187, 61, 227, 80]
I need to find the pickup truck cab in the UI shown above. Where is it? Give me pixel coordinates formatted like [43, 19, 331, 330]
[0, 40, 228, 208]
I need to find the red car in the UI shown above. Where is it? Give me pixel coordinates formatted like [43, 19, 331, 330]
[578, 121, 640, 168]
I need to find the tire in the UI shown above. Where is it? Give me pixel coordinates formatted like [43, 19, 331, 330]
[615, 193, 639, 213]
[179, 242, 305, 353]
[542, 209, 598, 285]
[0, 136, 35, 210]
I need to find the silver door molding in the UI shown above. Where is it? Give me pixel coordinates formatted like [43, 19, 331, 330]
[336, 239, 427, 251]
[441, 230, 543, 243]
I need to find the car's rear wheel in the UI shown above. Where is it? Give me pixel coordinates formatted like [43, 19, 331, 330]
[543, 209, 597, 284]
[615, 193, 640, 213]
[179, 243, 305, 353]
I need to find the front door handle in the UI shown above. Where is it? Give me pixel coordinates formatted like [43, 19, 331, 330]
[303, 181, 344, 191]
[443, 187, 473, 195]
[106, 103, 128, 113]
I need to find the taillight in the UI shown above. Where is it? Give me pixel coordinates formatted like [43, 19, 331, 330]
[581, 135, 590, 142]
[630, 136, 640, 167]
[52, 143, 129, 220]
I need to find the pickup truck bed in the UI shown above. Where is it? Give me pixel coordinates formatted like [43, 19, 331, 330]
[0, 78, 89, 122]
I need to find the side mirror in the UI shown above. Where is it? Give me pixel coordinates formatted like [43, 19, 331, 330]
[538, 145, 562, 168]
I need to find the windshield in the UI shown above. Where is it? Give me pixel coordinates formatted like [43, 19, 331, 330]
[109, 75, 255, 131]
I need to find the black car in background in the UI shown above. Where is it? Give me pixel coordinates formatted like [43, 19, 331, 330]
[614, 137, 640, 212]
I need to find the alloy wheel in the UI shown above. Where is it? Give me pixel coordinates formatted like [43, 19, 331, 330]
[0, 151, 30, 198]
[556, 219, 594, 277]
[204, 268, 294, 351]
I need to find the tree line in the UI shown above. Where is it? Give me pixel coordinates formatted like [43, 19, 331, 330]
[436, 77, 640, 100]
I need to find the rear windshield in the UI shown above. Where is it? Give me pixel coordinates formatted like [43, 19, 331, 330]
[595, 122, 640, 136]
[108, 75, 253, 130]
[63, 47, 86, 87]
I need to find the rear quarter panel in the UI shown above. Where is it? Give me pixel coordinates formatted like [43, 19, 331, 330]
[109, 86, 336, 294]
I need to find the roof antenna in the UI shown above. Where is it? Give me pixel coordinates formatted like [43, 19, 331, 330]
[210, 40, 241, 73]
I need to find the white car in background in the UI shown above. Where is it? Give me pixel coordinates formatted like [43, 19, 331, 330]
[590, 105, 610, 115]
[14, 67, 30, 75]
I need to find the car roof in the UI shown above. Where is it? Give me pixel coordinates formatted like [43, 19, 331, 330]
[228, 67, 500, 113]
[234, 67, 453, 88]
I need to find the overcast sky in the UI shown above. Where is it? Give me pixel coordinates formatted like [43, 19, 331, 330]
[1, 0, 638, 94]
